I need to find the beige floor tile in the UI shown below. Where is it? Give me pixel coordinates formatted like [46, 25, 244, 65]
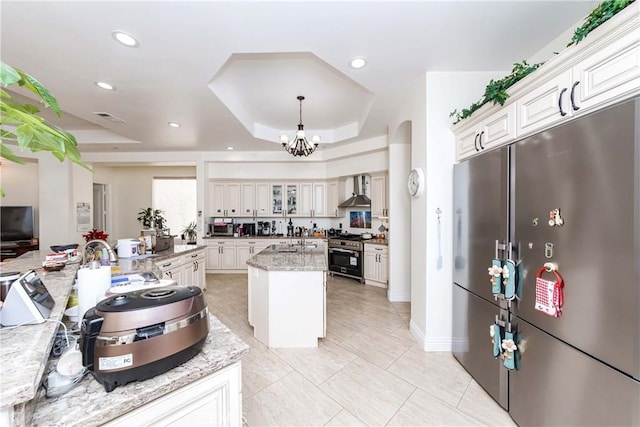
[387, 349, 471, 407]
[242, 348, 294, 398]
[457, 379, 515, 426]
[244, 372, 342, 427]
[391, 301, 411, 314]
[324, 409, 367, 426]
[387, 388, 483, 426]
[272, 340, 357, 386]
[338, 327, 411, 369]
[325, 317, 361, 344]
[319, 357, 415, 426]
[389, 325, 419, 346]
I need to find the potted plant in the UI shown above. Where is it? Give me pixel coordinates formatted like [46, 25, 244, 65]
[137, 208, 166, 229]
[181, 221, 198, 244]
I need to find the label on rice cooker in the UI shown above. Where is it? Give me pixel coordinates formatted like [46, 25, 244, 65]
[99, 354, 133, 371]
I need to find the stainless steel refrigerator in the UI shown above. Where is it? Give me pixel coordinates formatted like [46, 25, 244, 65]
[452, 97, 639, 426]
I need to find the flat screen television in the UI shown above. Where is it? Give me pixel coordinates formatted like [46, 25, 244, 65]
[1, 206, 35, 243]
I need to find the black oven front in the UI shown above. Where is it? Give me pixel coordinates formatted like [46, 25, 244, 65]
[328, 246, 363, 283]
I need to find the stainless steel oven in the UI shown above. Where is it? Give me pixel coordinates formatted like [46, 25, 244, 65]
[328, 236, 364, 283]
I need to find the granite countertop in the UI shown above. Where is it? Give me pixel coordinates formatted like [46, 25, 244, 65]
[246, 244, 327, 271]
[30, 314, 249, 427]
[203, 235, 327, 240]
[0, 244, 209, 412]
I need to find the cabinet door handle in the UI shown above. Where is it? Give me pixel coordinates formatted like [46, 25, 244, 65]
[558, 87, 568, 116]
[474, 133, 479, 151]
[478, 131, 484, 150]
[570, 81, 580, 111]
[167, 271, 172, 278]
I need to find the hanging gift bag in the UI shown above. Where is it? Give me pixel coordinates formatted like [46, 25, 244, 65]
[534, 263, 564, 317]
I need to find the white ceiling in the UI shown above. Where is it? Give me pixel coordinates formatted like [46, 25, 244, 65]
[1, 1, 596, 154]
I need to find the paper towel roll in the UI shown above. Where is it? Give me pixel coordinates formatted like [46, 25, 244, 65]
[77, 265, 112, 320]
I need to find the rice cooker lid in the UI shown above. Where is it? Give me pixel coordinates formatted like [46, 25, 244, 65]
[96, 286, 201, 312]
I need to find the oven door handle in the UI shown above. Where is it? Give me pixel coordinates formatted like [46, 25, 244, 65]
[329, 247, 357, 255]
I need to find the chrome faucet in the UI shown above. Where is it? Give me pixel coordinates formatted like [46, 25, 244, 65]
[83, 239, 117, 264]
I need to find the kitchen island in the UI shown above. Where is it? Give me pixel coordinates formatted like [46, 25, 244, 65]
[0, 246, 249, 426]
[247, 244, 327, 348]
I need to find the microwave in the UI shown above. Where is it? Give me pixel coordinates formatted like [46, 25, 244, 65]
[210, 223, 234, 236]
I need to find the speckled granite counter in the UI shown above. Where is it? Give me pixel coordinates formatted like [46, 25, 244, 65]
[246, 244, 327, 271]
[30, 314, 248, 427]
[0, 244, 245, 426]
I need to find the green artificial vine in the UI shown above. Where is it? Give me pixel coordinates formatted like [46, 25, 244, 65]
[450, 0, 635, 125]
[568, 0, 635, 47]
[449, 60, 543, 124]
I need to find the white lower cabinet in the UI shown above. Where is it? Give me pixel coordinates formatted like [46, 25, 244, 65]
[182, 250, 206, 290]
[236, 240, 270, 270]
[104, 362, 242, 427]
[157, 256, 186, 284]
[157, 251, 207, 290]
[206, 240, 237, 272]
[364, 243, 388, 287]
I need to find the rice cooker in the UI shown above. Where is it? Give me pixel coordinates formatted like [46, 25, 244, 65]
[80, 285, 209, 392]
[116, 239, 140, 258]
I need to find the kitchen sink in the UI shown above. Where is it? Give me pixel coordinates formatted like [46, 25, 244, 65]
[273, 243, 318, 252]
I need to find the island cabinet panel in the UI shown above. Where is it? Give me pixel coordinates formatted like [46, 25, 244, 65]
[158, 255, 186, 284]
[248, 266, 326, 348]
[104, 362, 242, 427]
[182, 250, 206, 289]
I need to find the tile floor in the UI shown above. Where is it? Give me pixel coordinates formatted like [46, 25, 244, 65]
[205, 273, 516, 427]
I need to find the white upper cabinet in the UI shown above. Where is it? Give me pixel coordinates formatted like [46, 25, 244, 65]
[208, 182, 240, 217]
[453, 6, 639, 161]
[370, 174, 388, 217]
[255, 183, 271, 217]
[240, 183, 256, 217]
[299, 182, 327, 217]
[326, 180, 342, 218]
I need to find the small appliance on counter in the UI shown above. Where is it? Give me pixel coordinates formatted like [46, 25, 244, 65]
[242, 223, 256, 237]
[116, 239, 140, 258]
[80, 285, 209, 392]
[0, 270, 55, 326]
[209, 218, 234, 236]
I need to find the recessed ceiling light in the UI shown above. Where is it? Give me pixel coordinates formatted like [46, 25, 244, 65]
[111, 31, 139, 47]
[349, 57, 367, 69]
[168, 122, 181, 128]
[95, 81, 114, 90]
[226, 146, 234, 151]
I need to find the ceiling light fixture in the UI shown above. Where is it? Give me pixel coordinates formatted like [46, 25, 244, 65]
[280, 95, 320, 157]
[226, 146, 234, 151]
[168, 122, 181, 128]
[111, 31, 139, 47]
[95, 81, 114, 90]
[349, 57, 367, 69]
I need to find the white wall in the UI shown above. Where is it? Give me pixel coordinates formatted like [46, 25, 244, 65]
[92, 165, 196, 241]
[388, 124, 411, 302]
[38, 155, 93, 251]
[0, 158, 40, 238]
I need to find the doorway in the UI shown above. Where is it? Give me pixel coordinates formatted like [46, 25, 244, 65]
[93, 183, 108, 232]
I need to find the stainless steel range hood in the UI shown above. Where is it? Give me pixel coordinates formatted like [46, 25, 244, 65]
[338, 175, 371, 208]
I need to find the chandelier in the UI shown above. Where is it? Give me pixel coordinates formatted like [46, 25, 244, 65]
[280, 95, 320, 157]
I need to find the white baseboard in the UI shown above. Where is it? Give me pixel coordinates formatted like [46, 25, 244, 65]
[410, 320, 453, 352]
[387, 291, 410, 302]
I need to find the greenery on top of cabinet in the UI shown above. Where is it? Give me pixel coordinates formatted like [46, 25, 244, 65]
[449, 61, 543, 124]
[568, 0, 636, 47]
[450, 0, 635, 125]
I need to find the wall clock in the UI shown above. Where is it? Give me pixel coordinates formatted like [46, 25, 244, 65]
[407, 167, 425, 197]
